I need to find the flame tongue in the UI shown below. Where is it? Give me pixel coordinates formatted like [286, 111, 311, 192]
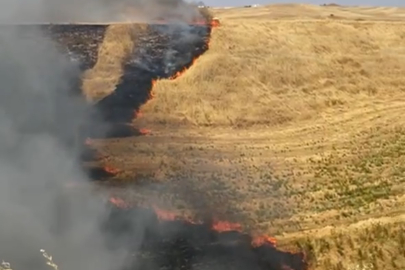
[106, 196, 306, 270]
[252, 235, 277, 247]
[152, 205, 178, 221]
[131, 18, 214, 130]
[133, 110, 143, 118]
[108, 196, 277, 247]
[212, 220, 242, 232]
[104, 165, 120, 174]
[169, 57, 197, 79]
[139, 128, 151, 135]
[109, 197, 130, 209]
[211, 18, 220, 27]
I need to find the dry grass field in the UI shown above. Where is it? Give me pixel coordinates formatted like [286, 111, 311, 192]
[91, 4, 405, 270]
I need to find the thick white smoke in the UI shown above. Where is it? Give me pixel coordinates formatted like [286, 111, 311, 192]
[0, 0, 209, 268]
[0, 0, 202, 23]
[0, 25, 128, 270]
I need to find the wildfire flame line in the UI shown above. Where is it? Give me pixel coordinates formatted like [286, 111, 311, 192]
[168, 20, 217, 80]
[108, 196, 277, 248]
[133, 19, 218, 131]
[104, 165, 120, 174]
[165, 20, 217, 80]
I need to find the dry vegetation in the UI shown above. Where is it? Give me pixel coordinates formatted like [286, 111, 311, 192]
[140, 7, 405, 126]
[88, 4, 405, 270]
[290, 221, 405, 269]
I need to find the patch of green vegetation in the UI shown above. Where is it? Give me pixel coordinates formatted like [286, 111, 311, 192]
[307, 126, 405, 212]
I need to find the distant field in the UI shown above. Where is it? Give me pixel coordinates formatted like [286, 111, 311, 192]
[92, 4, 405, 270]
[214, 4, 405, 20]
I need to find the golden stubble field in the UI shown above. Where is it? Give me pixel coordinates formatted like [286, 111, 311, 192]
[90, 4, 405, 269]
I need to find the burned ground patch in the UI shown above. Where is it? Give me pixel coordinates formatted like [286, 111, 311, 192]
[90, 23, 210, 139]
[101, 203, 308, 270]
[0, 20, 308, 270]
[74, 23, 211, 183]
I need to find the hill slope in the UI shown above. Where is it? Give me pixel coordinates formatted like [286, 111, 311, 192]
[94, 4, 405, 270]
[139, 5, 405, 127]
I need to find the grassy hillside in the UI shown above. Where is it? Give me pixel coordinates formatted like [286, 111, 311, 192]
[89, 4, 405, 270]
[106, 4, 405, 270]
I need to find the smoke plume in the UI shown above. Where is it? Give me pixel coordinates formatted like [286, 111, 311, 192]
[0, 24, 128, 270]
[0, 0, 202, 23]
[0, 0, 211, 268]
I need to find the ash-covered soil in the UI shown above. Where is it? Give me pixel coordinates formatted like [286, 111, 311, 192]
[0, 20, 308, 270]
[101, 204, 307, 270]
[91, 24, 210, 138]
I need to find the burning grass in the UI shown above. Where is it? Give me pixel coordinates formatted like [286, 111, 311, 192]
[104, 196, 308, 270]
[94, 4, 405, 269]
[14, 4, 401, 270]
[138, 6, 405, 127]
[111, 117, 405, 269]
[0, 6, 308, 270]
[77, 12, 215, 182]
[83, 22, 211, 139]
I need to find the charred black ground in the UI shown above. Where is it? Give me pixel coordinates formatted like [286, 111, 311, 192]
[89, 24, 210, 139]
[13, 22, 210, 179]
[77, 23, 211, 180]
[0, 20, 308, 270]
[102, 203, 308, 270]
[1, 23, 210, 143]
[52, 22, 308, 270]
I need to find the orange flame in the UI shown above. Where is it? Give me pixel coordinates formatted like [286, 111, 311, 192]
[149, 91, 156, 99]
[141, 18, 214, 96]
[147, 80, 157, 99]
[133, 110, 142, 118]
[104, 165, 120, 174]
[252, 235, 277, 247]
[170, 57, 198, 80]
[211, 19, 220, 28]
[170, 71, 182, 80]
[152, 206, 178, 221]
[212, 220, 242, 232]
[108, 196, 278, 248]
[109, 197, 130, 209]
[139, 128, 151, 135]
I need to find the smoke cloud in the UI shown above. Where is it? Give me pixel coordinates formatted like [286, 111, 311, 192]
[0, 0, 210, 268]
[0, 24, 128, 270]
[0, 0, 202, 23]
